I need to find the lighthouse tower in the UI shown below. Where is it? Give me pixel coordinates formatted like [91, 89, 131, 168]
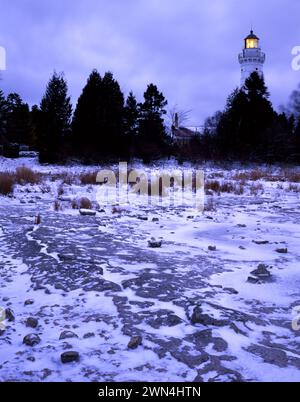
[239, 30, 265, 87]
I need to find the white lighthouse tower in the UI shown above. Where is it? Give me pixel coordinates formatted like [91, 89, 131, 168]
[239, 30, 265, 87]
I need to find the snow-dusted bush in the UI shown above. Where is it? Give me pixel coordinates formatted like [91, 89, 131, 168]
[0, 172, 14, 195]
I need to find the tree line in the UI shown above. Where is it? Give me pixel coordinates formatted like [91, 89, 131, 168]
[0, 70, 170, 163]
[187, 72, 300, 163]
[1, 70, 300, 163]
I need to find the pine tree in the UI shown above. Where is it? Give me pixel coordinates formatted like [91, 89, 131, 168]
[138, 84, 168, 160]
[37, 72, 72, 163]
[123, 92, 139, 156]
[72, 70, 102, 155]
[216, 72, 276, 159]
[6, 93, 31, 145]
[0, 89, 8, 144]
[98, 72, 125, 155]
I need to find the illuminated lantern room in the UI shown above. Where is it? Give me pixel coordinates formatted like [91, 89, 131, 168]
[239, 29, 266, 86]
[245, 30, 260, 49]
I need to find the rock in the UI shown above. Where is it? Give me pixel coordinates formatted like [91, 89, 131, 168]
[26, 317, 39, 329]
[251, 264, 271, 279]
[61, 351, 80, 364]
[237, 224, 247, 228]
[83, 332, 95, 339]
[138, 216, 148, 221]
[224, 287, 239, 295]
[148, 238, 162, 249]
[128, 336, 143, 350]
[276, 248, 288, 254]
[5, 308, 15, 322]
[253, 240, 269, 245]
[24, 299, 34, 306]
[191, 306, 229, 327]
[23, 334, 41, 347]
[79, 209, 96, 216]
[247, 276, 261, 284]
[208, 246, 217, 252]
[58, 254, 74, 261]
[59, 331, 79, 340]
[152, 217, 159, 222]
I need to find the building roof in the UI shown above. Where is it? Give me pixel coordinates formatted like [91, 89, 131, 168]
[173, 127, 196, 140]
[245, 30, 259, 40]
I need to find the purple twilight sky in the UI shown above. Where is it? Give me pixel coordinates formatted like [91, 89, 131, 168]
[0, 0, 300, 125]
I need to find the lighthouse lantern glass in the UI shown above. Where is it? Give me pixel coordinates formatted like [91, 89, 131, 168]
[246, 38, 258, 49]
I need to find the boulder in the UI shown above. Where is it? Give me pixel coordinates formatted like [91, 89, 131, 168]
[276, 248, 288, 254]
[24, 299, 34, 306]
[61, 351, 80, 364]
[23, 334, 41, 347]
[26, 317, 39, 329]
[79, 209, 96, 216]
[5, 308, 15, 322]
[148, 238, 162, 249]
[59, 331, 79, 340]
[128, 336, 143, 350]
[208, 246, 217, 252]
[251, 264, 271, 279]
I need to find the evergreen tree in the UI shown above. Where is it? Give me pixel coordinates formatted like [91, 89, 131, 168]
[123, 92, 139, 156]
[138, 84, 168, 160]
[72, 70, 102, 155]
[6, 93, 31, 145]
[216, 72, 276, 159]
[0, 89, 8, 144]
[124, 92, 139, 137]
[37, 72, 72, 163]
[98, 72, 124, 155]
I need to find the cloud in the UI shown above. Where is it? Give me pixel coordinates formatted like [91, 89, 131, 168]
[0, 0, 299, 124]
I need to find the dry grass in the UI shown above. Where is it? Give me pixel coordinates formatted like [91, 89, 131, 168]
[205, 180, 244, 196]
[80, 172, 98, 185]
[35, 214, 41, 225]
[54, 200, 60, 211]
[71, 200, 79, 210]
[287, 183, 300, 193]
[79, 197, 92, 210]
[15, 167, 41, 185]
[0, 172, 15, 195]
[250, 183, 264, 196]
[204, 197, 216, 212]
[283, 170, 300, 183]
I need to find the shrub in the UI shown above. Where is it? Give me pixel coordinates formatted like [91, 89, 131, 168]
[79, 197, 92, 210]
[80, 172, 98, 185]
[16, 167, 40, 185]
[0, 172, 14, 196]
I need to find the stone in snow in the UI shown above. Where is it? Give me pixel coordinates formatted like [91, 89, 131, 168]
[251, 264, 271, 279]
[24, 299, 34, 306]
[59, 330, 79, 340]
[276, 248, 288, 254]
[208, 246, 217, 252]
[253, 240, 269, 245]
[79, 209, 97, 216]
[128, 336, 143, 350]
[61, 351, 80, 364]
[23, 334, 41, 347]
[191, 306, 229, 327]
[26, 317, 39, 329]
[5, 308, 15, 322]
[148, 238, 162, 248]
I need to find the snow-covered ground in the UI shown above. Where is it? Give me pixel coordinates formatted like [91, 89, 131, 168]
[0, 156, 300, 382]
